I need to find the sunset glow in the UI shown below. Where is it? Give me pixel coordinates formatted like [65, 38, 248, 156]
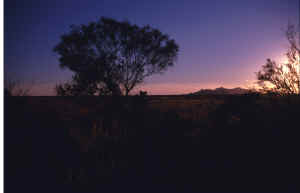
[280, 53, 300, 75]
[5, 1, 300, 192]
[5, 0, 300, 95]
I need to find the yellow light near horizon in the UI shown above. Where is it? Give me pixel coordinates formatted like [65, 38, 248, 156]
[281, 64, 290, 74]
[280, 55, 289, 64]
[279, 54, 300, 74]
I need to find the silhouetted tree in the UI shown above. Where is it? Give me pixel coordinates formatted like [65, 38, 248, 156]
[4, 79, 31, 96]
[257, 25, 300, 95]
[54, 17, 179, 96]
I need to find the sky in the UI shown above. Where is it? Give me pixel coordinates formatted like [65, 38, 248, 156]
[4, 0, 300, 95]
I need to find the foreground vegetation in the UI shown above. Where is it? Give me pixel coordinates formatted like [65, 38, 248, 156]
[5, 94, 300, 192]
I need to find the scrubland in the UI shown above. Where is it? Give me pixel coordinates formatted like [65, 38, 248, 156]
[5, 94, 300, 193]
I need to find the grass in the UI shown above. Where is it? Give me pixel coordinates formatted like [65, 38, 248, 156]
[4, 94, 300, 192]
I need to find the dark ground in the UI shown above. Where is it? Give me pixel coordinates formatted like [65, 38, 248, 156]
[4, 95, 300, 193]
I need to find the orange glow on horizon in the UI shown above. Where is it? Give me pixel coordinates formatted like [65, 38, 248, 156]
[29, 82, 250, 96]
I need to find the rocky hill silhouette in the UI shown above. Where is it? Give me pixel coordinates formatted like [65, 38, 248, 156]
[190, 87, 250, 95]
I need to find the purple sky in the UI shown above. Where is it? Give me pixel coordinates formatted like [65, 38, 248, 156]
[5, 0, 300, 95]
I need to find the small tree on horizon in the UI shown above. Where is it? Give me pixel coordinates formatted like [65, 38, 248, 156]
[256, 24, 300, 95]
[4, 79, 31, 96]
[54, 17, 179, 96]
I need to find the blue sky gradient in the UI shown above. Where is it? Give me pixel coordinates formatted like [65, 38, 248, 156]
[5, 0, 300, 95]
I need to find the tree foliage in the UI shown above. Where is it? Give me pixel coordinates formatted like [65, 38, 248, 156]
[54, 17, 179, 96]
[257, 25, 300, 95]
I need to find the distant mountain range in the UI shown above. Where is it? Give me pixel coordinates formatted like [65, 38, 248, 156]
[190, 87, 250, 95]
